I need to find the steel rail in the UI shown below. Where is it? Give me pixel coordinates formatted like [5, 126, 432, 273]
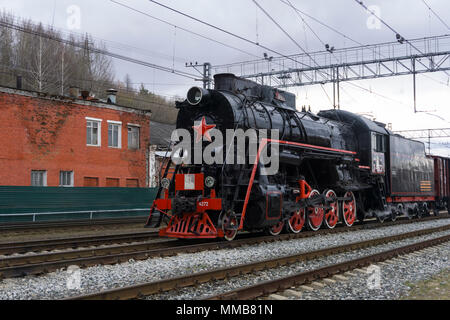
[0, 214, 437, 255]
[67, 224, 450, 300]
[0, 217, 147, 232]
[1, 216, 448, 279]
[207, 234, 450, 300]
[0, 231, 159, 255]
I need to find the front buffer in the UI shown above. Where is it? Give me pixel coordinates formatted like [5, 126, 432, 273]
[146, 173, 224, 239]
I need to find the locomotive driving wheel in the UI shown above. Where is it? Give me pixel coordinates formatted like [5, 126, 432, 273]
[342, 191, 356, 227]
[286, 208, 306, 233]
[323, 190, 339, 229]
[220, 211, 238, 241]
[267, 221, 285, 236]
[307, 190, 324, 231]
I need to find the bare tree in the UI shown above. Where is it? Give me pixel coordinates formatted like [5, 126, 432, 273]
[0, 12, 16, 87]
[0, 11, 177, 124]
[0, 13, 115, 96]
[124, 74, 132, 92]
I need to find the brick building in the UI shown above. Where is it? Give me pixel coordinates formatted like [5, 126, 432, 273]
[0, 86, 151, 188]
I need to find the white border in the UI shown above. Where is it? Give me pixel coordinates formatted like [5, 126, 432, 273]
[85, 117, 103, 122]
[127, 123, 141, 127]
[86, 119, 102, 147]
[108, 122, 122, 149]
[107, 120, 122, 125]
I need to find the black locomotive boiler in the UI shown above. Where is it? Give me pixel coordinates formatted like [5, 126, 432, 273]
[147, 73, 445, 240]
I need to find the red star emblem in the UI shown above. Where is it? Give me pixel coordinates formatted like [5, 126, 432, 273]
[192, 117, 216, 143]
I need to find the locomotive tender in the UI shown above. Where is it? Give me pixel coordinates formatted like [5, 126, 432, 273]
[146, 73, 448, 240]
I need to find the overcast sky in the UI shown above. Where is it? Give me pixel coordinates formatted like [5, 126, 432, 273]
[1, 0, 450, 154]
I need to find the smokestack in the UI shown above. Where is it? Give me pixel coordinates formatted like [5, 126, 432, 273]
[69, 86, 80, 99]
[16, 76, 22, 90]
[106, 88, 118, 104]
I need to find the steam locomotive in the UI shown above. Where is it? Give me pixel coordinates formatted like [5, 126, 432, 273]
[146, 73, 448, 240]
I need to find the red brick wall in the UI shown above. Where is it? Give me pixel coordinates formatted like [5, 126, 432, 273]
[0, 89, 150, 187]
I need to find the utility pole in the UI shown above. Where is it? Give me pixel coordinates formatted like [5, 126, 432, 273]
[61, 44, 65, 96]
[337, 66, 340, 110]
[185, 62, 212, 89]
[332, 67, 340, 110]
[412, 57, 417, 113]
[38, 36, 42, 92]
[203, 62, 212, 89]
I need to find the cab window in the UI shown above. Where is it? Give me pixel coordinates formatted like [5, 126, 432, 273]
[372, 132, 386, 153]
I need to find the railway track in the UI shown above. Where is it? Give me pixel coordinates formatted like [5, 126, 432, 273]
[68, 223, 450, 300]
[0, 230, 159, 256]
[0, 217, 147, 233]
[0, 215, 448, 279]
[207, 235, 450, 300]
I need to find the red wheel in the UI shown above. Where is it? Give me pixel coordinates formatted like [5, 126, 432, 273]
[286, 208, 306, 233]
[324, 190, 339, 229]
[342, 191, 356, 227]
[307, 190, 324, 231]
[221, 212, 238, 241]
[267, 221, 285, 236]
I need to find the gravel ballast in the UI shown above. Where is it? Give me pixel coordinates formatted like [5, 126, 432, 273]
[148, 230, 450, 300]
[298, 243, 449, 300]
[0, 218, 449, 300]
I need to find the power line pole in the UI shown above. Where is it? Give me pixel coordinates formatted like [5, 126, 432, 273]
[61, 44, 65, 96]
[413, 57, 417, 113]
[186, 62, 212, 89]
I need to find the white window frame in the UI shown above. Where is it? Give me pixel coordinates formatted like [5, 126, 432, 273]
[127, 124, 140, 150]
[31, 170, 47, 187]
[59, 171, 74, 187]
[86, 117, 102, 147]
[107, 120, 122, 149]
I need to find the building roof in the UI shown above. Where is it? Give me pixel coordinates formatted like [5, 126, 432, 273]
[150, 121, 175, 147]
[0, 86, 152, 117]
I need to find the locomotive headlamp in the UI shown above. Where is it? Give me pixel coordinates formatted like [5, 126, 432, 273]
[205, 176, 216, 188]
[161, 178, 171, 189]
[187, 87, 209, 106]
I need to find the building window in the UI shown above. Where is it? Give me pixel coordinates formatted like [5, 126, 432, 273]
[108, 121, 122, 148]
[128, 125, 140, 150]
[60, 171, 74, 187]
[126, 178, 139, 188]
[86, 118, 102, 146]
[31, 170, 47, 186]
[106, 178, 120, 187]
[84, 177, 99, 187]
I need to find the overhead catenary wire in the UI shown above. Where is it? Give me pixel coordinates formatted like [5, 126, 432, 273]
[147, 0, 314, 70]
[253, 0, 404, 108]
[252, 0, 309, 57]
[0, 19, 199, 81]
[3, 12, 190, 65]
[282, 0, 329, 53]
[353, 0, 450, 120]
[112, 0, 298, 87]
[252, 0, 338, 104]
[110, 0, 262, 60]
[353, 0, 450, 78]
[421, 0, 450, 31]
[277, 0, 449, 88]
